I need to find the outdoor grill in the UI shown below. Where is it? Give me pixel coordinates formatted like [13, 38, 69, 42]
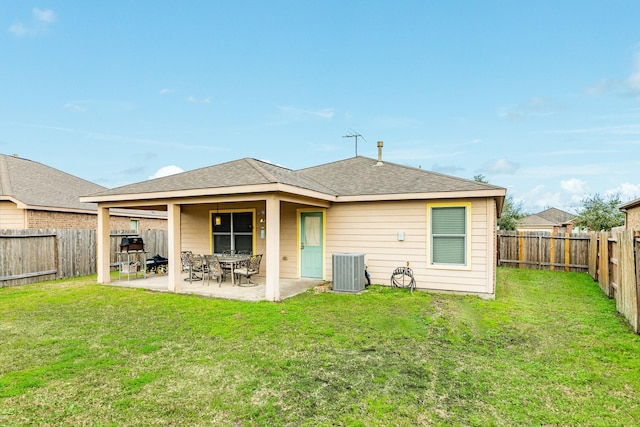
[120, 237, 144, 252]
[146, 254, 168, 274]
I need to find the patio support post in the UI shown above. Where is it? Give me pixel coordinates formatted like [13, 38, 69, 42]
[167, 203, 182, 292]
[265, 195, 281, 301]
[96, 206, 111, 283]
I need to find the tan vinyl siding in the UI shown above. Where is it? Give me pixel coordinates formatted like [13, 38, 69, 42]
[279, 202, 300, 279]
[0, 202, 26, 229]
[325, 198, 495, 296]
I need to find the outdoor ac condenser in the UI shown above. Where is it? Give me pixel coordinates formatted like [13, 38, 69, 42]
[332, 253, 365, 292]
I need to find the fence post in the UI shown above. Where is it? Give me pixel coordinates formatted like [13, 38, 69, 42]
[518, 231, 524, 269]
[588, 233, 597, 280]
[636, 236, 640, 333]
[600, 232, 611, 297]
[550, 234, 556, 271]
[564, 233, 570, 272]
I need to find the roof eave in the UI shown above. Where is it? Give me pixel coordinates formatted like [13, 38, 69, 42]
[81, 183, 337, 205]
[335, 189, 507, 203]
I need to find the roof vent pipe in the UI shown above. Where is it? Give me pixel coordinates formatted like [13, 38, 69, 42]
[376, 141, 384, 165]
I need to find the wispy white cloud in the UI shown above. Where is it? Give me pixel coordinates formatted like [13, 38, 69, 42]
[560, 178, 588, 194]
[159, 88, 172, 95]
[627, 52, 640, 92]
[187, 95, 211, 104]
[149, 165, 184, 179]
[586, 51, 640, 97]
[481, 158, 520, 174]
[498, 96, 563, 121]
[8, 8, 56, 37]
[64, 103, 86, 113]
[607, 182, 640, 202]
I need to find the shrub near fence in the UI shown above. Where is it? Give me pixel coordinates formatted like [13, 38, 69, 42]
[497, 231, 591, 272]
[0, 229, 168, 287]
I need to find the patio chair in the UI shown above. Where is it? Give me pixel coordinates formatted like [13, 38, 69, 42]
[185, 253, 205, 282]
[204, 255, 225, 286]
[180, 251, 193, 273]
[233, 254, 262, 286]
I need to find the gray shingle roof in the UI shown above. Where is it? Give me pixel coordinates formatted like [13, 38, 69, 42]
[89, 158, 336, 197]
[87, 156, 504, 199]
[298, 156, 503, 196]
[0, 154, 103, 211]
[533, 208, 575, 225]
[518, 214, 557, 227]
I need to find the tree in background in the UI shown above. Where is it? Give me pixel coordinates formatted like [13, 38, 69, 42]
[473, 174, 526, 230]
[573, 193, 625, 231]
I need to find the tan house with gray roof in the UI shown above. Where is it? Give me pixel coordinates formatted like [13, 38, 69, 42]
[517, 208, 576, 233]
[0, 153, 165, 230]
[619, 197, 640, 232]
[82, 153, 506, 300]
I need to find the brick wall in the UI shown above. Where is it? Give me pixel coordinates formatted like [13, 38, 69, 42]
[26, 210, 167, 230]
[626, 207, 640, 231]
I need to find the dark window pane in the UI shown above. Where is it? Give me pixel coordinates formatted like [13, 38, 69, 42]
[234, 235, 252, 253]
[213, 213, 231, 232]
[213, 235, 231, 253]
[233, 212, 253, 232]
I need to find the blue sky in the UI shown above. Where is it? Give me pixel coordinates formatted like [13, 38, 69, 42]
[2, 1, 640, 214]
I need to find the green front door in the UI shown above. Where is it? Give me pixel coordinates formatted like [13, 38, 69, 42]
[301, 212, 323, 278]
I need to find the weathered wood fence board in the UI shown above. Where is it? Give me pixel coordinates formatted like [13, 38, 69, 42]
[1, 229, 168, 287]
[588, 230, 639, 334]
[497, 231, 591, 272]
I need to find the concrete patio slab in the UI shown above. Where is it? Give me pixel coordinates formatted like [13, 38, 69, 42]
[105, 273, 324, 302]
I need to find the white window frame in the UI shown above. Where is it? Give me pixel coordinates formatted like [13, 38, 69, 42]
[427, 202, 472, 270]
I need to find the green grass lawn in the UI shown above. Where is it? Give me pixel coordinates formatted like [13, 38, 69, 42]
[1, 268, 640, 426]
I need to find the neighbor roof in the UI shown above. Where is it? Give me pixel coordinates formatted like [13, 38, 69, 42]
[518, 214, 558, 227]
[535, 208, 575, 225]
[84, 156, 506, 201]
[619, 197, 640, 211]
[0, 153, 104, 212]
[519, 207, 575, 227]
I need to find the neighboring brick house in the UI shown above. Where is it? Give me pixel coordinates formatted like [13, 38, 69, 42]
[0, 153, 166, 230]
[517, 207, 576, 233]
[619, 197, 640, 232]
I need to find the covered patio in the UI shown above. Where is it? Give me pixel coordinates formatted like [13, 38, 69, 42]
[107, 273, 323, 302]
[81, 158, 334, 302]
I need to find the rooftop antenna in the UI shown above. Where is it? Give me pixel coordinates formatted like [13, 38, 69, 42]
[342, 130, 366, 157]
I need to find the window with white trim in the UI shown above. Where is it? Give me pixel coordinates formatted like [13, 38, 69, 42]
[430, 205, 467, 266]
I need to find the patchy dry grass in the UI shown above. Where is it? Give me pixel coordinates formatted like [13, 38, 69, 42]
[1, 269, 640, 426]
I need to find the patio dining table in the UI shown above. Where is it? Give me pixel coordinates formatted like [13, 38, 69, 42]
[216, 255, 251, 286]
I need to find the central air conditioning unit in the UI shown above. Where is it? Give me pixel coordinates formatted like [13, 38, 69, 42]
[332, 253, 365, 293]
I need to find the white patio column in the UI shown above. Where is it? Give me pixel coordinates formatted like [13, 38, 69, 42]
[96, 206, 111, 283]
[265, 195, 281, 301]
[167, 203, 182, 292]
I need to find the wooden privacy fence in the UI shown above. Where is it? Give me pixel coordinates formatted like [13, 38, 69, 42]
[497, 231, 591, 272]
[0, 229, 168, 287]
[588, 230, 640, 334]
